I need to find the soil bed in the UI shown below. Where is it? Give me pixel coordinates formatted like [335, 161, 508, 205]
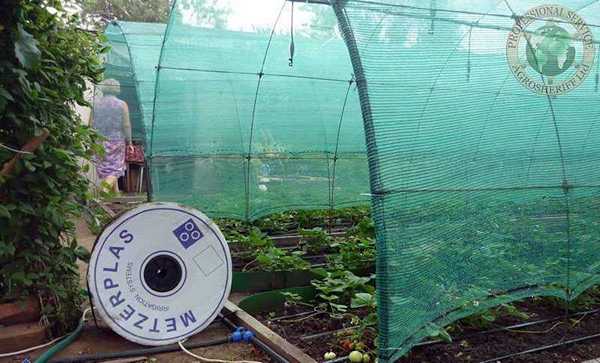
[256, 304, 375, 361]
[258, 298, 600, 362]
[400, 298, 600, 363]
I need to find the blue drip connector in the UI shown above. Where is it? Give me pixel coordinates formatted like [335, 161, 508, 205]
[242, 330, 254, 342]
[230, 327, 254, 343]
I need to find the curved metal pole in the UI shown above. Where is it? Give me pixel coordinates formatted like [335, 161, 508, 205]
[244, 0, 287, 221]
[112, 21, 152, 199]
[329, 78, 354, 213]
[147, 0, 178, 201]
[409, 0, 504, 165]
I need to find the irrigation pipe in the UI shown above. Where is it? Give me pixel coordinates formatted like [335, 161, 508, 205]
[416, 307, 600, 346]
[323, 355, 350, 363]
[269, 310, 317, 322]
[178, 340, 262, 363]
[50, 337, 230, 363]
[479, 331, 600, 363]
[300, 327, 354, 341]
[220, 314, 290, 363]
[34, 308, 90, 363]
[0, 335, 67, 358]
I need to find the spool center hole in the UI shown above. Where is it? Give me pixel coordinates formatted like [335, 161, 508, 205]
[143, 254, 182, 293]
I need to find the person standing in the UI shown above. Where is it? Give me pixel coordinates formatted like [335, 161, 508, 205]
[91, 79, 132, 193]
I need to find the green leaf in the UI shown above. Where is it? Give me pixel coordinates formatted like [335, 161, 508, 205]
[351, 292, 376, 309]
[73, 245, 90, 262]
[15, 24, 41, 69]
[425, 322, 452, 343]
[329, 303, 348, 313]
[0, 205, 10, 219]
[0, 87, 14, 102]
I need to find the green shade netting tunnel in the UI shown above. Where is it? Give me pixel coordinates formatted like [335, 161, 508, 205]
[330, 0, 600, 361]
[147, 1, 370, 219]
[103, 0, 600, 360]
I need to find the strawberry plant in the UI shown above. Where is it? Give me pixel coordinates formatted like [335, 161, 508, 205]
[328, 236, 375, 272]
[299, 227, 333, 254]
[311, 270, 374, 313]
[251, 247, 310, 272]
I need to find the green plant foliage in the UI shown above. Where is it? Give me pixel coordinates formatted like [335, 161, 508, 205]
[329, 235, 376, 272]
[312, 270, 374, 313]
[253, 247, 310, 272]
[455, 303, 530, 330]
[240, 227, 273, 251]
[77, 0, 231, 26]
[423, 322, 452, 343]
[0, 0, 104, 335]
[299, 227, 333, 254]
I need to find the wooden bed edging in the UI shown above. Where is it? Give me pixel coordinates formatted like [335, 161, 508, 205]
[223, 301, 317, 363]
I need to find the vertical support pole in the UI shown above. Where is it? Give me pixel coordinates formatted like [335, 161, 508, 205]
[429, 0, 436, 34]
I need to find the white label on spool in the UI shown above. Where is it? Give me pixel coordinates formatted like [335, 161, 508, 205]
[88, 202, 232, 346]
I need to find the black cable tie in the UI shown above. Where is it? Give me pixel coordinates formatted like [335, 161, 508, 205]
[561, 179, 573, 193]
[289, 0, 295, 67]
[258, 72, 264, 78]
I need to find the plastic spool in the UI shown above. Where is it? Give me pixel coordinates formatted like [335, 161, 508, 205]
[88, 202, 232, 346]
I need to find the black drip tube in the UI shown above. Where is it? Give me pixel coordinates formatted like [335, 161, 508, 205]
[219, 314, 291, 363]
[49, 336, 229, 363]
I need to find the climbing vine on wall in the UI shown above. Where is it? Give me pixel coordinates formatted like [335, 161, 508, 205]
[0, 0, 104, 333]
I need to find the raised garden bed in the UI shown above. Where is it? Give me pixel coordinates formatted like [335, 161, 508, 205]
[238, 286, 600, 363]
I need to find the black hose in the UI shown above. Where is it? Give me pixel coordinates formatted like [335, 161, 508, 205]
[324, 356, 349, 363]
[479, 332, 600, 363]
[219, 314, 290, 363]
[252, 337, 291, 363]
[416, 307, 600, 347]
[49, 336, 229, 363]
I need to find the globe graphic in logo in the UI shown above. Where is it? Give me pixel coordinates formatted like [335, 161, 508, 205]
[526, 22, 576, 77]
[506, 5, 595, 95]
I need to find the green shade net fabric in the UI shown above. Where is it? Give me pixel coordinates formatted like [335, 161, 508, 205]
[331, 0, 600, 361]
[102, 1, 600, 360]
[103, 22, 166, 143]
[148, 1, 369, 219]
